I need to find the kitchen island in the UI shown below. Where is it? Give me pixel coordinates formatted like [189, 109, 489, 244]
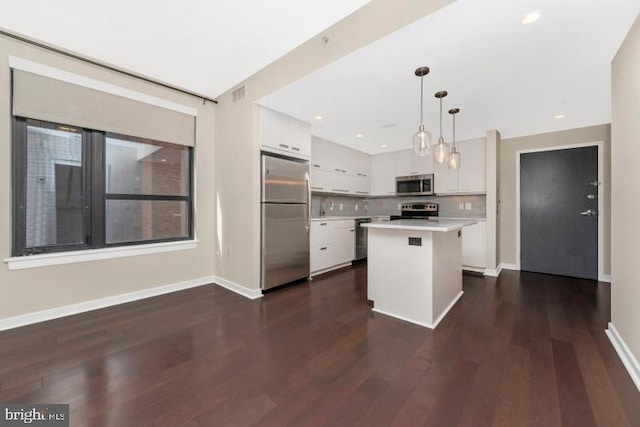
[362, 219, 476, 328]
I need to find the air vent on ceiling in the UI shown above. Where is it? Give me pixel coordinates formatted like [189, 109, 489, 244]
[232, 85, 246, 102]
[381, 123, 396, 128]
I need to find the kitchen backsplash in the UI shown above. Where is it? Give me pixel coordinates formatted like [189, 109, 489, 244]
[311, 194, 486, 218]
[311, 194, 369, 217]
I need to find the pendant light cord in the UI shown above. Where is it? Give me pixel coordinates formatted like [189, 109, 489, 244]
[452, 114, 456, 148]
[439, 97, 443, 139]
[419, 76, 424, 126]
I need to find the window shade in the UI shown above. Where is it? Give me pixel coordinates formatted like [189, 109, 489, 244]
[12, 70, 195, 146]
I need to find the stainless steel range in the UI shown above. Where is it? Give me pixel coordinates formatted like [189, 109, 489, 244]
[390, 202, 439, 220]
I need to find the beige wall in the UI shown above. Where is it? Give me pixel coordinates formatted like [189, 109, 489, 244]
[611, 14, 640, 371]
[213, 0, 454, 290]
[0, 35, 216, 319]
[485, 130, 500, 274]
[499, 124, 611, 275]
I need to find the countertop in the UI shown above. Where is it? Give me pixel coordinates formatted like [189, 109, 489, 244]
[311, 215, 485, 222]
[311, 215, 390, 221]
[362, 218, 477, 232]
[438, 216, 486, 221]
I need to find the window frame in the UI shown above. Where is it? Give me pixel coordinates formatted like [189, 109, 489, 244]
[11, 117, 194, 257]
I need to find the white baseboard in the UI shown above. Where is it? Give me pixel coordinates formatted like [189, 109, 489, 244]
[463, 266, 485, 274]
[484, 265, 501, 277]
[310, 262, 352, 277]
[213, 276, 263, 300]
[606, 322, 640, 393]
[0, 276, 216, 332]
[431, 291, 464, 328]
[499, 262, 520, 271]
[599, 274, 611, 283]
[372, 291, 463, 329]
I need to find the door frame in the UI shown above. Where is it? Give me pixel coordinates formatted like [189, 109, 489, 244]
[515, 141, 607, 281]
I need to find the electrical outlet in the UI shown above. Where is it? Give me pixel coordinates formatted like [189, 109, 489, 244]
[459, 203, 464, 210]
[465, 202, 472, 210]
[364, 204, 368, 211]
[397, 203, 402, 210]
[329, 203, 334, 211]
[355, 204, 359, 211]
[339, 203, 343, 211]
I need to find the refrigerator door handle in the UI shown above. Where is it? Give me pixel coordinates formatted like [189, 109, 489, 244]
[306, 171, 311, 231]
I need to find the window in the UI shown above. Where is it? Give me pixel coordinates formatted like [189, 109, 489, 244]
[104, 134, 191, 244]
[12, 118, 193, 256]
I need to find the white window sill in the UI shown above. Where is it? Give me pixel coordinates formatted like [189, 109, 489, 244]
[4, 240, 198, 271]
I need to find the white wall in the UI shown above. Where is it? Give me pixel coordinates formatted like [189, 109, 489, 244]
[213, 0, 454, 291]
[499, 124, 611, 275]
[611, 13, 640, 385]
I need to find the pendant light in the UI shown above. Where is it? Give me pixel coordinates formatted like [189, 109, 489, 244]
[433, 90, 450, 164]
[447, 108, 461, 169]
[412, 67, 432, 156]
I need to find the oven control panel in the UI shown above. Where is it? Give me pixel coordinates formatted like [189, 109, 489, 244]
[401, 203, 438, 213]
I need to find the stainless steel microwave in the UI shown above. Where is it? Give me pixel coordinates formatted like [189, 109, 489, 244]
[395, 174, 434, 196]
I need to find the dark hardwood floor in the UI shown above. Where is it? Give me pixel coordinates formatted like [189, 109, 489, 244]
[0, 264, 639, 426]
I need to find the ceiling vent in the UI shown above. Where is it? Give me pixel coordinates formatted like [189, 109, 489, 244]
[232, 85, 246, 102]
[381, 123, 396, 128]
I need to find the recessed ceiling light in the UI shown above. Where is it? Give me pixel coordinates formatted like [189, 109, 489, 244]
[522, 11, 541, 25]
[554, 114, 565, 119]
[314, 115, 323, 120]
[381, 144, 388, 148]
[356, 134, 364, 138]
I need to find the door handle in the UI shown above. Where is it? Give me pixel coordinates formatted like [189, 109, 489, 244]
[580, 209, 597, 216]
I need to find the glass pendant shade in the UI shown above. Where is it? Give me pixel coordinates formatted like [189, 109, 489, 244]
[447, 107, 461, 169]
[433, 90, 449, 164]
[433, 137, 450, 164]
[447, 147, 461, 169]
[412, 67, 431, 156]
[413, 125, 432, 156]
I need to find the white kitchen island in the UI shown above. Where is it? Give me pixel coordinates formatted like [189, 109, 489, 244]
[362, 219, 476, 329]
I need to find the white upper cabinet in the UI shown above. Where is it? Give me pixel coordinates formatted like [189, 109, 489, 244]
[259, 106, 311, 159]
[433, 138, 486, 194]
[395, 149, 433, 177]
[370, 152, 397, 196]
[434, 163, 458, 194]
[456, 138, 486, 193]
[310, 136, 370, 195]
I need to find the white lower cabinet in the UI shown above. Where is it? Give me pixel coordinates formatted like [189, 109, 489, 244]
[462, 220, 486, 271]
[310, 219, 355, 274]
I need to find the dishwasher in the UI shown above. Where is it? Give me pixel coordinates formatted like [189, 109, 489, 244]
[355, 218, 372, 261]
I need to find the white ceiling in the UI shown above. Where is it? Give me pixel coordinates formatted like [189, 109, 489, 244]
[259, 0, 640, 155]
[0, 0, 371, 98]
[3, 1, 638, 154]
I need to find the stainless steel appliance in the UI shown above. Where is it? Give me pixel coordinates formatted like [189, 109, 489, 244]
[395, 174, 434, 196]
[355, 218, 371, 261]
[391, 202, 439, 220]
[261, 154, 310, 290]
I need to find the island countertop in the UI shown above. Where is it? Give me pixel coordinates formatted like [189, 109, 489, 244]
[361, 218, 476, 232]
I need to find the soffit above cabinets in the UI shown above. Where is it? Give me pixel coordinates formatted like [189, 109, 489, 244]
[259, 0, 640, 155]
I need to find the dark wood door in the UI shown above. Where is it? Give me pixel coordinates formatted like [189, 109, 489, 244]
[520, 146, 598, 280]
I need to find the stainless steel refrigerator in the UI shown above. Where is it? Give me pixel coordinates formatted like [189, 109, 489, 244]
[261, 154, 310, 290]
